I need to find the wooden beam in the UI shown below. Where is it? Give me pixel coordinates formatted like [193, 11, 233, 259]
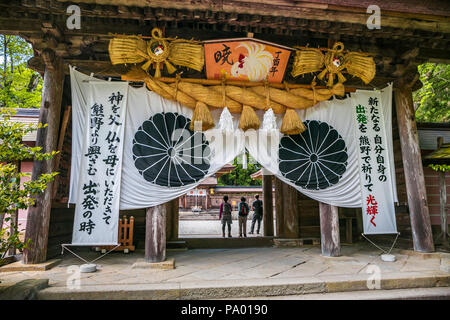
[28, 57, 130, 77]
[319, 202, 341, 257]
[44, 1, 450, 33]
[274, 177, 285, 237]
[394, 84, 435, 252]
[262, 174, 274, 237]
[145, 204, 166, 263]
[23, 49, 64, 264]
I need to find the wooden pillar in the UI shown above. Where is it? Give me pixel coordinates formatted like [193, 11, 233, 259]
[165, 197, 179, 241]
[165, 200, 173, 241]
[262, 174, 274, 236]
[438, 170, 448, 246]
[434, 137, 449, 246]
[283, 182, 300, 238]
[145, 204, 166, 263]
[395, 84, 434, 252]
[171, 197, 179, 240]
[319, 202, 341, 257]
[274, 177, 285, 237]
[23, 50, 64, 264]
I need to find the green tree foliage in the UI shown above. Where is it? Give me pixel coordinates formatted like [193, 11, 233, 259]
[0, 35, 42, 109]
[0, 108, 58, 259]
[414, 63, 450, 123]
[428, 164, 450, 172]
[218, 153, 262, 186]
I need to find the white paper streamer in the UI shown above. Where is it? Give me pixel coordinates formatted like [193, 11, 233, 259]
[262, 108, 277, 130]
[218, 107, 234, 132]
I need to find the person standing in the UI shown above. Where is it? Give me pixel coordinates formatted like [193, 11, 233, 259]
[237, 197, 250, 237]
[250, 194, 263, 235]
[219, 195, 232, 238]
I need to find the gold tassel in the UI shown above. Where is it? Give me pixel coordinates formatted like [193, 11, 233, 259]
[281, 108, 306, 135]
[239, 105, 260, 131]
[317, 68, 327, 82]
[154, 62, 161, 78]
[164, 60, 177, 74]
[337, 72, 346, 84]
[330, 82, 345, 97]
[190, 101, 215, 131]
[327, 73, 334, 87]
[141, 59, 152, 71]
[122, 66, 148, 81]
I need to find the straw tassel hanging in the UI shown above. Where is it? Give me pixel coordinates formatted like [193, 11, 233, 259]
[239, 105, 260, 131]
[190, 101, 215, 131]
[154, 62, 162, 78]
[281, 108, 306, 135]
[164, 60, 177, 74]
[280, 81, 305, 135]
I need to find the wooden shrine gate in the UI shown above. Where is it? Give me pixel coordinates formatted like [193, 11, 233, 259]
[4, 0, 447, 264]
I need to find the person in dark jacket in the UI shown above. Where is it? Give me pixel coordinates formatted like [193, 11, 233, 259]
[237, 197, 250, 237]
[250, 194, 263, 235]
[219, 195, 233, 237]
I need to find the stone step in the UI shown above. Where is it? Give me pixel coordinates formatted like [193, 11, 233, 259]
[224, 287, 450, 300]
[36, 271, 450, 300]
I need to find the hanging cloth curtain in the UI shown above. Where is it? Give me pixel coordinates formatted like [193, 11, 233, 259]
[70, 68, 397, 235]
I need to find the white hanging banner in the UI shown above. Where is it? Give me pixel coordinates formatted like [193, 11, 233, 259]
[72, 81, 128, 245]
[352, 90, 397, 234]
[118, 87, 245, 209]
[69, 68, 397, 236]
[69, 69, 245, 210]
[247, 98, 362, 208]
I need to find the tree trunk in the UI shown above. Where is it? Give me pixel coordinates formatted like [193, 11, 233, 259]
[263, 174, 274, 236]
[394, 85, 434, 252]
[319, 202, 341, 257]
[145, 204, 166, 263]
[23, 50, 64, 264]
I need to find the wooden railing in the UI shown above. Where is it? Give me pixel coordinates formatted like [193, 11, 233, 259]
[96, 216, 135, 253]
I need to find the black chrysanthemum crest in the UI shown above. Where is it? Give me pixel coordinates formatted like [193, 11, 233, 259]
[278, 120, 348, 190]
[132, 112, 211, 187]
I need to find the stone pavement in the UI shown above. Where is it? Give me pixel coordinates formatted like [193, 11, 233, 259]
[0, 243, 449, 299]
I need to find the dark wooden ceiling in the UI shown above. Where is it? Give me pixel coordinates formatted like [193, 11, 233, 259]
[1, 0, 449, 88]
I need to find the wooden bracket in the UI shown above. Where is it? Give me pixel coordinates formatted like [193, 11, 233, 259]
[41, 48, 57, 70]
